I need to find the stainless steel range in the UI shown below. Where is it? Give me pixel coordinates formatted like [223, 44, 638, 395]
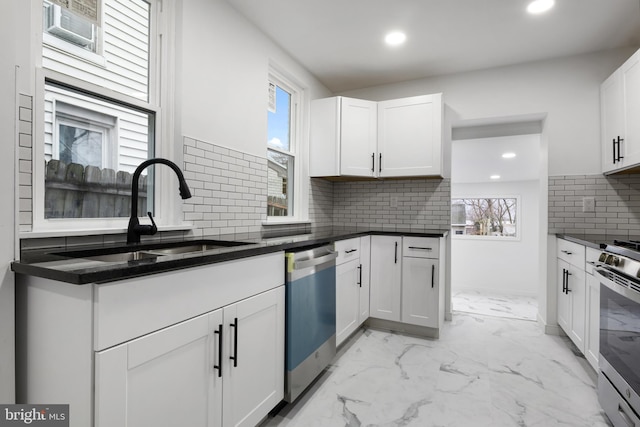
[594, 240, 640, 427]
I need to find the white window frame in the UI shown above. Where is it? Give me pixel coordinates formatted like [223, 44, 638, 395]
[30, 0, 182, 234]
[265, 66, 309, 225]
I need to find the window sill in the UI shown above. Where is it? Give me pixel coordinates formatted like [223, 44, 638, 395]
[262, 219, 311, 227]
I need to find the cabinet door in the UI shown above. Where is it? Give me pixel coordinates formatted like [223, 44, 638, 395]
[601, 71, 624, 173]
[369, 236, 402, 321]
[585, 272, 600, 371]
[567, 266, 586, 353]
[557, 259, 572, 334]
[358, 236, 371, 325]
[621, 51, 640, 167]
[336, 259, 361, 346]
[558, 259, 586, 353]
[401, 256, 439, 328]
[340, 98, 377, 177]
[377, 94, 442, 177]
[222, 286, 284, 427]
[95, 310, 223, 427]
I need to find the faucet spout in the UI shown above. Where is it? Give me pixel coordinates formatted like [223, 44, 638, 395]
[127, 158, 192, 244]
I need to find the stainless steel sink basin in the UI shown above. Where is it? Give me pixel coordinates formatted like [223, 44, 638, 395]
[56, 239, 253, 263]
[79, 251, 159, 263]
[146, 244, 231, 255]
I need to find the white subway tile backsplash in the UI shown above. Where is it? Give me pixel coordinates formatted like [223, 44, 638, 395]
[549, 173, 640, 237]
[183, 138, 267, 234]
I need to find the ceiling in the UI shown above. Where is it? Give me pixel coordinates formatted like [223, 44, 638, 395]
[225, 0, 640, 93]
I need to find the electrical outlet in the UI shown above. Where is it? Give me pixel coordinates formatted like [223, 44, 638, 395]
[582, 197, 595, 213]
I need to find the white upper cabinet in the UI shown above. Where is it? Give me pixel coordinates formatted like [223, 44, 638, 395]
[310, 94, 444, 178]
[602, 48, 640, 174]
[341, 98, 378, 176]
[309, 97, 377, 177]
[378, 94, 443, 178]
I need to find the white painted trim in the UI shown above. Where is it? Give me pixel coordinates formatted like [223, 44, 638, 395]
[267, 61, 310, 223]
[28, 0, 188, 233]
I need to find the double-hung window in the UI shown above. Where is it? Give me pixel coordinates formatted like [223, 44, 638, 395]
[267, 73, 301, 219]
[34, 0, 168, 229]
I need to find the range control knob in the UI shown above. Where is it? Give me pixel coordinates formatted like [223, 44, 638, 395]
[612, 256, 620, 267]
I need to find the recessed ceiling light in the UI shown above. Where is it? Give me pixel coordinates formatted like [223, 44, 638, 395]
[502, 152, 516, 159]
[385, 31, 406, 47]
[527, 0, 555, 14]
[490, 175, 501, 180]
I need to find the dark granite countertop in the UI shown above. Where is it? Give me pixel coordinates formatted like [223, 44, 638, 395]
[555, 233, 640, 250]
[11, 227, 449, 285]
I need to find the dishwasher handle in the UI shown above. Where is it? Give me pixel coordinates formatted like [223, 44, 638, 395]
[293, 250, 338, 270]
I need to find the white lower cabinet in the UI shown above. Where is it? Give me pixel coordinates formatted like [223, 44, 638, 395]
[370, 235, 444, 330]
[95, 286, 284, 427]
[585, 247, 601, 371]
[221, 287, 285, 427]
[358, 236, 371, 325]
[335, 236, 371, 346]
[401, 257, 439, 328]
[95, 311, 223, 427]
[557, 258, 586, 352]
[336, 259, 361, 346]
[369, 235, 402, 321]
[16, 252, 285, 427]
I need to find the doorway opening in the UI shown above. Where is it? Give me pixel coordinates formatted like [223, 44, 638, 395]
[450, 117, 546, 321]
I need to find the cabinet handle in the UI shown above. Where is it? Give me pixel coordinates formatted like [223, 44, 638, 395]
[431, 264, 435, 288]
[345, 249, 358, 254]
[394, 241, 398, 264]
[229, 318, 238, 367]
[379, 153, 382, 173]
[357, 264, 362, 287]
[371, 153, 375, 172]
[615, 136, 625, 163]
[562, 269, 567, 294]
[213, 324, 223, 377]
[561, 250, 572, 255]
[409, 246, 433, 251]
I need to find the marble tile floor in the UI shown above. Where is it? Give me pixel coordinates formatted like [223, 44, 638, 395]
[262, 313, 610, 427]
[452, 290, 538, 321]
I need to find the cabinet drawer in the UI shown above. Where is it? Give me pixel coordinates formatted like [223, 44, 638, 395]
[557, 239, 585, 268]
[335, 238, 361, 265]
[402, 237, 439, 259]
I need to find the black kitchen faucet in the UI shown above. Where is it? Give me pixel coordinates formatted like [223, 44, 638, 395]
[127, 158, 192, 244]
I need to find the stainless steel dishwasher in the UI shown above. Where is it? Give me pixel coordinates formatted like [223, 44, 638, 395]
[284, 244, 338, 402]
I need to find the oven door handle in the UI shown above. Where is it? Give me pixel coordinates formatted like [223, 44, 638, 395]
[595, 266, 640, 305]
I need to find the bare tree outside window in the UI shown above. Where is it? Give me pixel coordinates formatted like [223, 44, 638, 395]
[451, 197, 519, 238]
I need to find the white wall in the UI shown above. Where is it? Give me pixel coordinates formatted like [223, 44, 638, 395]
[451, 179, 540, 296]
[340, 47, 638, 177]
[176, 0, 331, 159]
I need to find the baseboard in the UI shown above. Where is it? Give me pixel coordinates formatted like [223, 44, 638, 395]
[538, 313, 563, 335]
[364, 318, 440, 339]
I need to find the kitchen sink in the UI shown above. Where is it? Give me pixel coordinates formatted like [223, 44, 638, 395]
[146, 244, 233, 255]
[56, 239, 253, 263]
[77, 251, 160, 263]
